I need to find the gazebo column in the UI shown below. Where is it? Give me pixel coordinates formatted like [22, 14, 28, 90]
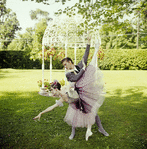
[39, 44, 47, 96]
[74, 44, 77, 65]
[65, 42, 67, 85]
[50, 55, 52, 83]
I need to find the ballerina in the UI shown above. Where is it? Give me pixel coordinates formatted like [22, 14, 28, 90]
[61, 37, 109, 139]
[33, 45, 107, 141]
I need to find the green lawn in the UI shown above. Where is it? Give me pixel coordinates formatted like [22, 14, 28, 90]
[0, 69, 147, 149]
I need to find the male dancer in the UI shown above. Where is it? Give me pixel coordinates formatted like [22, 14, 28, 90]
[61, 37, 109, 140]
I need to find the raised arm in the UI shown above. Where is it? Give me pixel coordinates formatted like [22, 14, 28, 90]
[77, 44, 90, 69]
[77, 36, 91, 68]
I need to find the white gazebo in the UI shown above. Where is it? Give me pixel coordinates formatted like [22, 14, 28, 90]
[39, 14, 101, 95]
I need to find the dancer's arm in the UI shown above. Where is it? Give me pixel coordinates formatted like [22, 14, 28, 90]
[33, 98, 64, 121]
[78, 36, 91, 68]
[77, 44, 90, 68]
[66, 69, 85, 82]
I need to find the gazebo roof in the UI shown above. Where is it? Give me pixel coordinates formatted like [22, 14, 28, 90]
[42, 14, 100, 48]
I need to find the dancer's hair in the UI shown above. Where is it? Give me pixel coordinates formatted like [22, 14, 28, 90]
[61, 57, 74, 64]
[51, 80, 61, 90]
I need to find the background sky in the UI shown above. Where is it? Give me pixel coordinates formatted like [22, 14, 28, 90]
[6, 0, 78, 34]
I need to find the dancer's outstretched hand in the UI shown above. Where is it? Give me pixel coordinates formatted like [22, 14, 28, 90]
[82, 58, 86, 70]
[33, 113, 41, 121]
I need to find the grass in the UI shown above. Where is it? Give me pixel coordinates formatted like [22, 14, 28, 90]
[0, 69, 147, 149]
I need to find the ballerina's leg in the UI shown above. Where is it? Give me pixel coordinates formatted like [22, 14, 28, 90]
[89, 41, 109, 136]
[69, 126, 75, 140]
[89, 48, 98, 67]
[86, 124, 93, 141]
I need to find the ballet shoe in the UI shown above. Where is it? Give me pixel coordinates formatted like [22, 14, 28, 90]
[86, 130, 93, 141]
[98, 129, 109, 136]
[69, 134, 75, 140]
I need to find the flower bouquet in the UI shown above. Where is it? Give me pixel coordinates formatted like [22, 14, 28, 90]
[37, 79, 51, 92]
[37, 79, 65, 96]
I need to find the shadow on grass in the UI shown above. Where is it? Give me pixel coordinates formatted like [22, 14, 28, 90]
[0, 88, 147, 149]
[98, 86, 147, 149]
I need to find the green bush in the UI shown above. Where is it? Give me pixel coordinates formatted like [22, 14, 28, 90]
[101, 49, 147, 70]
[1, 49, 147, 70]
[0, 51, 41, 69]
[67, 48, 147, 70]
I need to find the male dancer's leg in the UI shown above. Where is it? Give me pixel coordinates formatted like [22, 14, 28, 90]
[95, 114, 109, 136]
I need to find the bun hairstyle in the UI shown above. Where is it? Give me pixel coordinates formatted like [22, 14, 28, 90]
[51, 80, 61, 90]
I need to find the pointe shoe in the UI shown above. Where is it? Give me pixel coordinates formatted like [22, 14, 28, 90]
[86, 130, 93, 141]
[98, 129, 109, 136]
[69, 134, 75, 140]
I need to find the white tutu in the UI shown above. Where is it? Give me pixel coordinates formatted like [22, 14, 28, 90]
[64, 65, 105, 128]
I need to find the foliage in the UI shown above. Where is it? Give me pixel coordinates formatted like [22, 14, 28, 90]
[22, 0, 67, 5]
[30, 8, 52, 21]
[21, 0, 147, 50]
[0, 1, 21, 49]
[55, 0, 137, 30]
[30, 18, 48, 60]
[99, 20, 137, 49]
[37, 79, 51, 90]
[67, 48, 147, 70]
[98, 48, 104, 60]
[0, 51, 41, 69]
[37, 78, 65, 91]
[7, 27, 34, 54]
[99, 49, 147, 70]
[1, 48, 147, 70]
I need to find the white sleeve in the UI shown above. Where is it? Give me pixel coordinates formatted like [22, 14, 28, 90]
[55, 100, 63, 107]
[69, 82, 76, 88]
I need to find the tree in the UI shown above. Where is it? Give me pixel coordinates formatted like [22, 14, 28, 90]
[0, 0, 7, 18]
[30, 8, 52, 21]
[7, 27, 34, 54]
[133, 0, 147, 48]
[22, 0, 146, 37]
[31, 18, 48, 59]
[100, 20, 136, 49]
[0, 1, 21, 50]
[22, 0, 68, 5]
[54, 0, 137, 30]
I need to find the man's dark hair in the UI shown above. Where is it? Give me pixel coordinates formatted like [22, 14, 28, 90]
[51, 80, 61, 90]
[61, 57, 74, 64]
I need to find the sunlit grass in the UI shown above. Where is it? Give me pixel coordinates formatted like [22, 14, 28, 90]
[0, 69, 147, 149]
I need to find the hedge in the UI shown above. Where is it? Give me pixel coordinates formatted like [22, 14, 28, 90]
[67, 48, 147, 70]
[0, 51, 41, 69]
[99, 49, 147, 70]
[0, 51, 63, 69]
[1, 49, 147, 70]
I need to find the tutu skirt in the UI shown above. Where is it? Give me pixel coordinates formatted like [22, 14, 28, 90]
[64, 64, 105, 128]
